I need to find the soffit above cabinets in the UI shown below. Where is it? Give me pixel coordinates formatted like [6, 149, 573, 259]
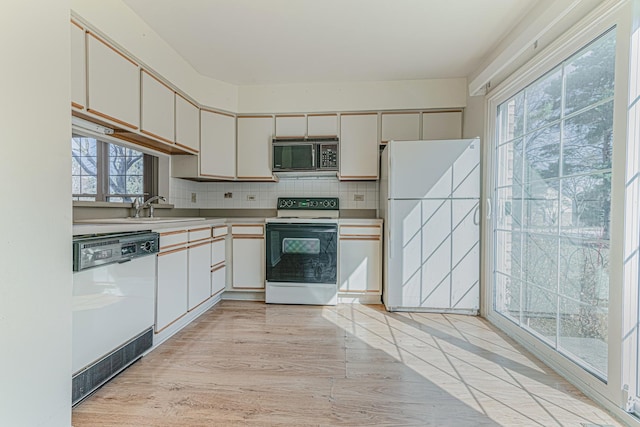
[122, 0, 539, 85]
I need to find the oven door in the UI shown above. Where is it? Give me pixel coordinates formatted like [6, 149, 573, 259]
[266, 222, 337, 284]
[272, 143, 316, 171]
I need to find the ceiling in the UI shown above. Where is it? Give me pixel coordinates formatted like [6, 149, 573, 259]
[122, 0, 539, 86]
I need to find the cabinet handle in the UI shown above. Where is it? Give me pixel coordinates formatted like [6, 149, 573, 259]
[158, 246, 188, 256]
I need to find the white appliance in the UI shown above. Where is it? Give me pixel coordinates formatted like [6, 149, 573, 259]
[72, 231, 158, 405]
[380, 139, 480, 314]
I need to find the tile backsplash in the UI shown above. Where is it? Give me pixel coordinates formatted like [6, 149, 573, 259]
[170, 177, 378, 210]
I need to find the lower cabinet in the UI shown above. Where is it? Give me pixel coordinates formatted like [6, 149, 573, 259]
[338, 223, 382, 295]
[188, 240, 212, 310]
[231, 224, 265, 289]
[156, 246, 188, 332]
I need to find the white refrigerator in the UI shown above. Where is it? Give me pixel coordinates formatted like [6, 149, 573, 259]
[380, 138, 480, 314]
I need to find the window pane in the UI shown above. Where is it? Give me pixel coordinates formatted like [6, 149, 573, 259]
[559, 238, 609, 304]
[525, 67, 562, 132]
[564, 29, 616, 115]
[522, 285, 557, 345]
[497, 139, 522, 188]
[524, 124, 560, 181]
[560, 174, 611, 239]
[71, 136, 98, 197]
[498, 92, 525, 142]
[558, 297, 607, 376]
[107, 143, 145, 202]
[523, 179, 559, 231]
[495, 274, 521, 321]
[522, 233, 557, 291]
[495, 230, 522, 280]
[497, 186, 523, 231]
[563, 101, 613, 175]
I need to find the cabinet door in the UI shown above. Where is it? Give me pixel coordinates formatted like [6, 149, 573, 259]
[211, 238, 226, 266]
[175, 94, 200, 153]
[188, 241, 211, 310]
[201, 110, 236, 179]
[339, 113, 378, 180]
[156, 248, 188, 332]
[422, 111, 462, 140]
[236, 116, 274, 180]
[86, 33, 139, 130]
[211, 265, 226, 296]
[275, 115, 306, 137]
[381, 112, 420, 143]
[339, 238, 381, 292]
[308, 114, 338, 137]
[140, 70, 175, 144]
[70, 21, 86, 110]
[232, 237, 265, 289]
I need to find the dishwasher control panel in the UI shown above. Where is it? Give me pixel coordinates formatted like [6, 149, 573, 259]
[73, 231, 159, 272]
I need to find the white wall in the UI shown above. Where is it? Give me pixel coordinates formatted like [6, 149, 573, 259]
[238, 78, 467, 113]
[0, 1, 72, 426]
[70, 0, 238, 112]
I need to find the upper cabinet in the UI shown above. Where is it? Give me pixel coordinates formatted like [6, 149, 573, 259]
[201, 109, 236, 179]
[422, 111, 463, 140]
[381, 112, 420, 143]
[86, 32, 139, 130]
[308, 114, 338, 137]
[339, 113, 379, 180]
[275, 115, 306, 137]
[237, 116, 275, 180]
[175, 94, 200, 153]
[70, 21, 86, 110]
[141, 70, 175, 145]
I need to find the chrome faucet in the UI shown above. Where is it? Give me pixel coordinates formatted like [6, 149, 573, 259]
[133, 195, 166, 218]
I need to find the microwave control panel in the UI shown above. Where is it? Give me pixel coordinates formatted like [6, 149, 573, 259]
[319, 144, 338, 169]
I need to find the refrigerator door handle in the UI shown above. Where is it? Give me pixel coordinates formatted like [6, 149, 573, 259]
[473, 203, 480, 226]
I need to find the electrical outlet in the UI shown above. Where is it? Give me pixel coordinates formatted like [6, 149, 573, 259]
[354, 194, 365, 201]
[247, 194, 256, 201]
[224, 192, 233, 199]
[191, 193, 197, 203]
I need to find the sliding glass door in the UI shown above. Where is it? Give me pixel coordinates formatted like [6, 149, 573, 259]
[493, 29, 616, 379]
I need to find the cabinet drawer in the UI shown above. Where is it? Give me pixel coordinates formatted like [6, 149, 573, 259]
[339, 225, 381, 237]
[231, 224, 264, 236]
[212, 225, 228, 238]
[189, 227, 212, 243]
[211, 265, 226, 296]
[211, 238, 226, 266]
[159, 229, 188, 250]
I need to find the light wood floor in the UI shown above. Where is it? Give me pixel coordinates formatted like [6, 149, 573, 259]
[72, 301, 623, 426]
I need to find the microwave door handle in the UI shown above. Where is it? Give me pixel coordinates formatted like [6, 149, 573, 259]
[312, 145, 316, 169]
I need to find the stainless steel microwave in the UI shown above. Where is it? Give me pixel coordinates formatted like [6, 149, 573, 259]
[272, 138, 338, 172]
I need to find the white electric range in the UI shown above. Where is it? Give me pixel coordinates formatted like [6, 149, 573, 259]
[265, 197, 339, 305]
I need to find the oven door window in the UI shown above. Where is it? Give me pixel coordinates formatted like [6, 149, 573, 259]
[273, 144, 314, 170]
[266, 223, 337, 284]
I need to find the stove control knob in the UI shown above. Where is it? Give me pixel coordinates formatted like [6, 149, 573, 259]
[141, 241, 154, 252]
[285, 199, 294, 208]
[322, 200, 329, 207]
[329, 200, 336, 208]
[311, 201, 318, 207]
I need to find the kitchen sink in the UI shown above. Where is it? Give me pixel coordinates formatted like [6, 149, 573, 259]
[75, 217, 206, 224]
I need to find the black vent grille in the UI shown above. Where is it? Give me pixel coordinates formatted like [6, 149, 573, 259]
[72, 327, 153, 406]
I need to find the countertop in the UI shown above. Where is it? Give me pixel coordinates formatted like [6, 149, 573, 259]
[73, 216, 382, 236]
